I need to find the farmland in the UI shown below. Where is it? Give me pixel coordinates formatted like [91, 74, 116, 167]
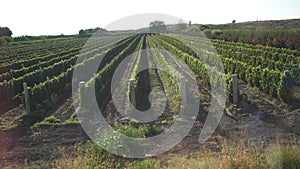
[0, 29, 300, 168]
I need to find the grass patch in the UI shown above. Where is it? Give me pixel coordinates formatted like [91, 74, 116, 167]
[117, 125, 147, 138]
[127, 159, 160, 169]
[0, 109, 26, 131]
[62, 118, 79, 125]
[32, 115, 61, 128]
[14, 139, 300, 169]
[6, 122, 300, 168]
[1, 123, 18, 131]
[161, 118, 176, 124]
[268, 146, 300, 169]
[117, 124, 162, 138]
[164, 142, 300, 169]
[21, 109, 48, 128]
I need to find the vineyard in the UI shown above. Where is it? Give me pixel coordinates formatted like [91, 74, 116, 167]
[0, 32, 300, 167]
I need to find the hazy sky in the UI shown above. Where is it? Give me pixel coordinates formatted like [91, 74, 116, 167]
[1, 0, 300, 36]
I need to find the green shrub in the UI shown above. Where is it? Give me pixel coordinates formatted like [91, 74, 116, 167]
[31, 115, 61, 128]
[43, 115, 61, 124]
[270, 147, 300, 169]
[117, 125, 146, 138]
[128, 159, 160, 169]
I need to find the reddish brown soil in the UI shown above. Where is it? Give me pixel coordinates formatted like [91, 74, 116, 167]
[0, 82, 299, 167]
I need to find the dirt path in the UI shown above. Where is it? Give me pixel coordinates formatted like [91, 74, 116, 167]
[0, 78, 299, 167]
[0, 95, 299, 167]
[0, 124, 88, 167]
[0, 127, 25, 166]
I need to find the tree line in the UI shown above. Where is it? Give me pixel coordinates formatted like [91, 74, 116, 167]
[0, 26, 13, 45]
[79, 27, 107, 37]
[0, 27, 12, 37]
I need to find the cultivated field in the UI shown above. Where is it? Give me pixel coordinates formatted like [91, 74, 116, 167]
[0, 30, 300, 168]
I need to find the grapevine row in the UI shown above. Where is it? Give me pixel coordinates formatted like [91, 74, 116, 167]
[28, 35, 141, 111]
[79, 35, 142, 112]
[154, 34, 293, 101]
[168, 34, 300, 83]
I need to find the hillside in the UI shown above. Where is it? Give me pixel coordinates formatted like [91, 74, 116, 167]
[204, 18, 300, 30]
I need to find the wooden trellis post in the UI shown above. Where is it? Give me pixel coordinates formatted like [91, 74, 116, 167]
[284, 70, 290, 76]
[39, 66, 43, 80]
[10, 69, 13, 78]
[129, 79, 136, 107]
[180, 76, 188, 105]
[3, 80, 7, 86]
[3, 80, 8, 99]
[46, 76, 50, 89]
[23, 82, 31, 115]
[79, 81, 85, 87]
[232, 74, 238, 105]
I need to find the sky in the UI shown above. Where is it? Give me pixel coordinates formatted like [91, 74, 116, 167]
[1, 0, 300, 36]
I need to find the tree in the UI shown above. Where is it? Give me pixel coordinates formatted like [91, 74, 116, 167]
[79, 28, 107, 37]
[79, 29, 87, 37]
[149, 21, 166, 33]
[176, 19, 187, 31]
[232, 20, 236, 24]
[0, 27, 12, 37]
[0, 37, 7, 45]
[199, 24, 209, 31]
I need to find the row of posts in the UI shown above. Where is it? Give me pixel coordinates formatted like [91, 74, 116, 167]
[23, 70, 290, 115]
[127, 77, 235, 108]
[21, 75, 238, 115]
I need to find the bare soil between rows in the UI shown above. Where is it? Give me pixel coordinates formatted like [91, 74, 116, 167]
[0, 85, 300, 167]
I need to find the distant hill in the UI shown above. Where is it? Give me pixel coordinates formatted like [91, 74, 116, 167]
[204, 18, 300, 30]
[169, 18, 300, 50]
